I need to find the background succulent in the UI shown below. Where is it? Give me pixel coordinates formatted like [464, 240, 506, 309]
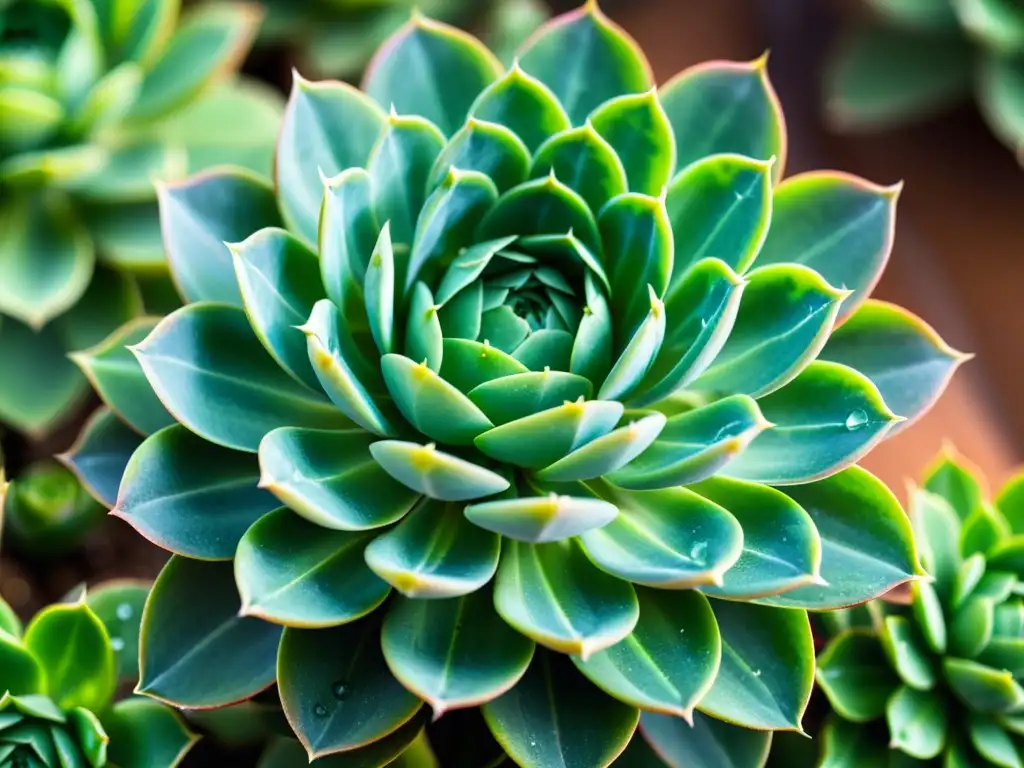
[826, 0, 1024, 156]
[0, 0, 283, 439]
[246, 0, 549, 79]
[69, 2, 969, 765]
[816, 450, 1024, 766]
[0, 581, 198, 767]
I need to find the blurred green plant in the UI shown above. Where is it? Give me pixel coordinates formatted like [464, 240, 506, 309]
[827, 0, 1024, 155]
[71, 1, 967, 765]
[816, 448, 1024, 766]
[0, 582, 200, 767]
[250, 0, 548, 78]
[0, 0, 283, 439]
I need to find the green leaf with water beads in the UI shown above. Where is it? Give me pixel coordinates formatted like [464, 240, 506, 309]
[363, 15, 502, 137]
[278, 619, 423, 760]
[86, 580, 149, 684]
[364, 497, 500, 598]
[580, 482, 743, 588]
[517, 2, 652, 125]
[259, 428, 418, 531]
[277, 76, 385, 243]
[114, 425, 279, 559]
[382, 589, 534, 716]
[660, 56, 785, 180]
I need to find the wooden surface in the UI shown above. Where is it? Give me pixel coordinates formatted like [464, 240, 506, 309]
[609, 0, 1021, 497]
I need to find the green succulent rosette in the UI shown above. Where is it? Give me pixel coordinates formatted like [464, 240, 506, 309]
[250, 0, 548, 79]
[816, 451, 1024, 767]
[827, 0, 1024, 155]
[0, 0, 283, 438]
[0, 582, 198, 767]
[72, 2, 968, 765]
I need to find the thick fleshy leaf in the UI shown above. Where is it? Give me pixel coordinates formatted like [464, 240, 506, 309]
[259, 428, 419, 530]
[698, 600, 813, 731]
[483, 652, 639, 768]
[759, 466, 921, 610]
[639, 711, 773, 768]
[133, 304, 347, 452]
[590, 90, 675, 196]
[924, 448, 986, 522]
[887, 685, 946, 760]
[157, 169, 282, 305]
[693, 265, 848, 399]
[696, 476, 821, 599]
[369, 440, 508, 502]
[56, 263, 144, 354]
[367, 113, 446, 245]
[0, 191, 93, 328]
[364, 223, 397, 356]
[382, 590, 535, 715]
[816, 630, 899, 722]
[598, 290, 666, 402]
[231, 228, 324, 391]
[912, 579, 947, 654]
[820, 300, 968, 431]
[665, 154, 773, 280]
[429, 119, 530, 194]
[364, 497, 501, 598]
[609, 395, 768, 490]
[998, 472, 1024, 535]
[475, 398, 622, 468]
[465, 488, 619, 543]
[468, 370, 593, 425]
[969, 714, 1023, 768]
[277, 620, 423, 759]
[575, 588, 719, 720]
[989, 536, 1024, 581]
[912, 487, 962, 599]
[756, 172, 898, 319]
[102, 698, 199, 768]
[24, 601, 115, 712]
[363, 16, 502, 136]
[494, 538, 638, 658]
[951, 596, 996, 659]
[468, 62, 571, 153]
[71, 316, 174, 436]
[319, 167, 379, 316]
[535, 412, 666, 482]
[952, 552, 990, 607]
[944, 658, 1024, 712]
[302, 299, 397, 437]
[382, 354, 494, 445]
[580, 481, 743, 588]
[139, 558, 282, 708]
[725, 361, 899, 485]
[124, 4, 259, 122]
[517, 3, 652, 125]
[113, 425, 279, 560]
[59, 407, 144, 507]
[660, 56, 785, 180]
[826, 23, 973, 132]
[600, 192, 673, 346]
[530, 124, 627, 213]
[880, 615, 936, 690]
[235, 507, 390, 628]
[86, 580, 149, 684]
[277, 75, 386, 243]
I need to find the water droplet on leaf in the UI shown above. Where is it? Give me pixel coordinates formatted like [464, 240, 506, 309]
[332, 682, 349, 700]
[116, 603, 133, 620]
[845, 409, 868, 430]
[111, 637, 124, 652]
[688, 541, 707, 564]
[314, 704, 328, 717]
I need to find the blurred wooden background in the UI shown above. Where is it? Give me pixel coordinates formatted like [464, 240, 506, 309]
[610, 0, 1022, 498]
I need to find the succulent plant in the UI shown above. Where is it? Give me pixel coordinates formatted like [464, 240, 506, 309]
[826, 0, 1024, 155]
[816, 449, 1024, 766]
[0, 582, 199, 767]
[250, 0, 548, 78]
[71, 2, 967, 765]
[0, 0, 283, 438]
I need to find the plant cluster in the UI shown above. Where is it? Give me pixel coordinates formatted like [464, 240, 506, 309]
[0, 0, 282, 438]
[827, 0, 1024, 154]
[816, 451, 1024, 767]
[48, 2, 974, 765]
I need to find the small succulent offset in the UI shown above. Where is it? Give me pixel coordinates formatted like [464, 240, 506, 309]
[0, 0, 283, 438]
[0, 582, 199, 767]
[251, 0, 548, 78]
[826, 0, 1024, 155]
[817, 451, 1024, 767]
[74, 2, 967, 765]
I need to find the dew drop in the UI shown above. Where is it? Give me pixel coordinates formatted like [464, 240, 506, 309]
[688, 541, 708, 565]
[314, 704, 328, 717]
[111, 637, 125, 652]
[844, 409, 868, 430]
[332, 682, 349, 700]
[752, 669, 762, 678]
[116, 603, 133, 620]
